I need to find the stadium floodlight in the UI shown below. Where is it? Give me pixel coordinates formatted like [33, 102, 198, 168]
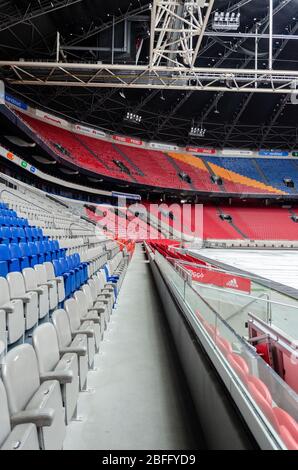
[212, 11, 241, 31]
[124, 112, 142, 124]
[189, 125, 206, 137]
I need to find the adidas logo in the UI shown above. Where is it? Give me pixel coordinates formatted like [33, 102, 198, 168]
[226, 278, 239, 289]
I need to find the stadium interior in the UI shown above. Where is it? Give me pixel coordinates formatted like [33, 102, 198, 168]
[0, 0, 298, 453]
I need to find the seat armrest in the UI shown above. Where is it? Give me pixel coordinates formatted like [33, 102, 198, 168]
[72, 329, 94, 338]
[60, 346, 87, 357]
[86, 316, 100, 324]
[1, 303, 14, 313]
[11, 409, 54, 428]
[12, 296, 30, 304]
[88, 306, 105, 313]
[40, 370, 73, 384]
[38, 282, 54, 288]
[30, 288, 44, 295]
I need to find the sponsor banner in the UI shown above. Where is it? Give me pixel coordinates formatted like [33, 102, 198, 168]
[221, 149, 253, 157]
[189, 266, 251, 293]
[112, 191, 141, 201]
[259, 150, 289, 157]
[74, 124, 106, 138]
[113, 135, 143, 146]
[5, 93, 27, 110]
[186, 146, 216, 155]
[0, 147, 36, 174]
[149, 142, 180, 151]
[36, 109, 69, 129]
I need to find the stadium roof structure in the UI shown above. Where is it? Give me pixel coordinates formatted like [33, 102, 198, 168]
[0, 0, 298, 149]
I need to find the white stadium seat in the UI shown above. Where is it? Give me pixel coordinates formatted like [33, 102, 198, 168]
[33, 323, 79, 424]
[0, 277, 25, 346]
[34, 264, 58, 311]
[23, 267, 50, 320]
[52, 309, 88, 392]
[7, 272, 39, 332]
[64, 298, 96, 369]
[0, 378, 39, 450]
[44, 262, 65, 304]
[1, 344, 66, 450]
[74, 290, 102, 349]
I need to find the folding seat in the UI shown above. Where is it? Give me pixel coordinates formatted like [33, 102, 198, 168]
[60, 257, 76, 293]
[227, 353, 249, 384]
[44, 261, 65, 304]
[1, 344, 66, 450]
[0, 379, 40, 450]
[11, 227, 26, 243]
[247, 375, 272, 404]
[33, 323, 79, 424]
[49, 240, 58, 260]
[11, 242, 30, 270]
[247, 378, 279, 431]
[25, 227, 33, 242]
[271, 408, 298, 450]
[53, 259, 72, 298]
[97, 270, 116, 306]
[68, 256, 81, 290]
[0, 244, 9, 277]
[53, 240, 66, 258]
[36, 228, 43, 241]
[0, 216, 5, 226]
[23, 267, 50, 320]
[52, 309, 88, 391]
[27, 242, 39, 267]
[36, 241, 46, 264]
[34, 264, 58, 311]
[64, 298, 95, 369]
[87, 278, 112, 327]
[7, 272, 39, 332]
[31, 228, 39, 241]
[0, 226, 12, 245]
[74, 290, 101, 350]
[43, 240, 52, 262]
[7, 243, 22, 272]
[74, 253, 88, 283]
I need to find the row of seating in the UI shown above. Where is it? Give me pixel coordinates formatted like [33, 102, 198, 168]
[195, 311, 298, 451]
[0, 233, 130, 449]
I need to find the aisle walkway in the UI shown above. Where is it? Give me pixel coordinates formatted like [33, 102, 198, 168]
[64, 244, 200, 450]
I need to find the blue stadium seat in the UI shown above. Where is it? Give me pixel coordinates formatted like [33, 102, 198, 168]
[0, 227, 12, 245]
[27, 242, 39, 267]
[0, 244, 9, 277]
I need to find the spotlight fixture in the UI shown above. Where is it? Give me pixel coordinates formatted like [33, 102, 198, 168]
[213, 11, 241, 31]
[189, 125, 206, 137]
[119, 90, 126, 99]
[124, 112, 142, 124]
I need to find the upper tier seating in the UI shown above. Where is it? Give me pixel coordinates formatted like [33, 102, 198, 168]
[15, 111, 296, 195]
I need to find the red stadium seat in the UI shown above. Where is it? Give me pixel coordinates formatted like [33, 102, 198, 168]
[227, 353, 249, 383]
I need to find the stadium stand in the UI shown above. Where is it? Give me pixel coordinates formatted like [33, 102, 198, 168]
[0, 177, 133, 449]
[12, 111, 295, 195]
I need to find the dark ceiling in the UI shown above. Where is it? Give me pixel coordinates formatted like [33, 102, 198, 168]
[1, 0, 298, 149]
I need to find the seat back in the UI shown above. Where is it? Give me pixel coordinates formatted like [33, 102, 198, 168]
[0, 379, 11, 447]
[0, 277, 10, 305]
[52, 309, 72, 349]
[64, 298, 81, 332]
[34, 264, 48, 284]
[22, 267, 38, 290]
[44, 262, 56, 281]
[33, 323, 60, 373]
[73, 290, 88, 319]
[1, 344, 40, 414]
[81, 284, 93, 309]
[7, 272, 26, 297]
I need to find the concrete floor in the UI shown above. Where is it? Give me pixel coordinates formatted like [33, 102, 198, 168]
[64, 244, 201, 450]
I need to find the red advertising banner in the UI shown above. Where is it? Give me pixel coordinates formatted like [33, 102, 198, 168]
[188, 266, 251, 293]
[186, 146, 216, 155]
[113, 135, 143, 146]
